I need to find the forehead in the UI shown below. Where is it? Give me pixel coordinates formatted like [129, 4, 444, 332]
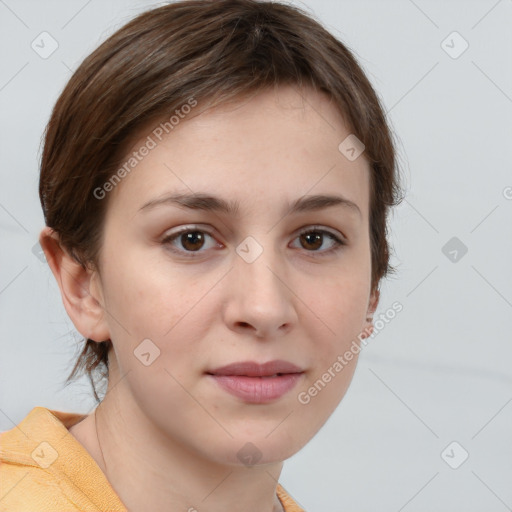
[108, 85, 370, 220]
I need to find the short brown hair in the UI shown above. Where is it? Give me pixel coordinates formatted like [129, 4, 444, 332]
[39, 0, 404, 403]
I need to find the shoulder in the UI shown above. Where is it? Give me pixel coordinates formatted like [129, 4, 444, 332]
[0, 407, 126, 512]
[0, 457, 75, 511]
[276, 483, 307, 512]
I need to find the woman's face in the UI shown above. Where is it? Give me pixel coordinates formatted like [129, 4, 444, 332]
[91, 85, 378, 465]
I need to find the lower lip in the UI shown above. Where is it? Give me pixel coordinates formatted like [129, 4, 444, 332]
[208, 373, 304, 403]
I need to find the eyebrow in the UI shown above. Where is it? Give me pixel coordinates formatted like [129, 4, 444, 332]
[138, 192, 361, 217]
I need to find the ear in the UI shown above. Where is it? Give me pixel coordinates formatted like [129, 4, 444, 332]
[39, 226, 110, 342]
[361, 287, 380, 339]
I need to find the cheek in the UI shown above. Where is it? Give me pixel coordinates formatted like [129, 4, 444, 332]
[296, 269, 370, 412]
[100, 253, 217, 372]
[295, 278, 368, 425]
[101, 248, 196, 333]
[304, 270, 370, 344]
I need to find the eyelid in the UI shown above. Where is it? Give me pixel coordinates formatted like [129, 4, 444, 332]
[296, 224, 346, 241]
[161, 225, 346, 243]
[161, 225, 219, 247]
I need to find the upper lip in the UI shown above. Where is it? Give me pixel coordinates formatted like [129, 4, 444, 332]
[207, 360, 304, 377]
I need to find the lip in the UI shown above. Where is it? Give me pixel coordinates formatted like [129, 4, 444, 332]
[206, 360, 305, 403]
[207, 360, 304, 377]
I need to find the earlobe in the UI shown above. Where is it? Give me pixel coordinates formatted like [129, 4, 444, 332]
[39, 226, 110, 342]
[361, 288, 380, 339]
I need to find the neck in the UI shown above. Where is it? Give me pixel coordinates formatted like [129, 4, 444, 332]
[90, 369, 285, 512]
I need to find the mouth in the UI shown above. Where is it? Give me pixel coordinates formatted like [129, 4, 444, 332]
[206, 360, 305, 403]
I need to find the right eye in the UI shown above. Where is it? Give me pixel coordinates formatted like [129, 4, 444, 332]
[161, 226, 221, 257]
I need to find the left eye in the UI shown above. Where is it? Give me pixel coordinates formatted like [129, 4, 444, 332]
[161, 226, 345, 257]
[291, 228, 346, 256]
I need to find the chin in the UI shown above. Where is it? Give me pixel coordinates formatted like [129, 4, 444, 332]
[204, 428, 309, 468]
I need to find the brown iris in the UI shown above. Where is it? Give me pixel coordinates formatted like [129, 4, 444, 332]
[300, 231, 323, 251]
[180, 231, 205, 251]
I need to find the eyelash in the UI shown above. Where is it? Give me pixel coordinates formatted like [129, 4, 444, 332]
[161, 225, 346, 258]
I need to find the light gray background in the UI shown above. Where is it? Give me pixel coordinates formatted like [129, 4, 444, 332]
[1, 1, 511, 511]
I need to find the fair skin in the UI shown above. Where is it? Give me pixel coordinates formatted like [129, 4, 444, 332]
[41, 85, 379, 512]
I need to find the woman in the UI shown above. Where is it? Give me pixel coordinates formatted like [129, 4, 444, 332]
[0, 1, 402, 510]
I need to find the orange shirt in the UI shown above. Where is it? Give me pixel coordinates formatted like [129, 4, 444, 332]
[0, 407, 305, 511]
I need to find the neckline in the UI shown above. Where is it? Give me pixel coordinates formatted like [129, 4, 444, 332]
[21, 407, 294, 511]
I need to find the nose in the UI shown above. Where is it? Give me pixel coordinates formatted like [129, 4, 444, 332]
[223, 244, 298, 339]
